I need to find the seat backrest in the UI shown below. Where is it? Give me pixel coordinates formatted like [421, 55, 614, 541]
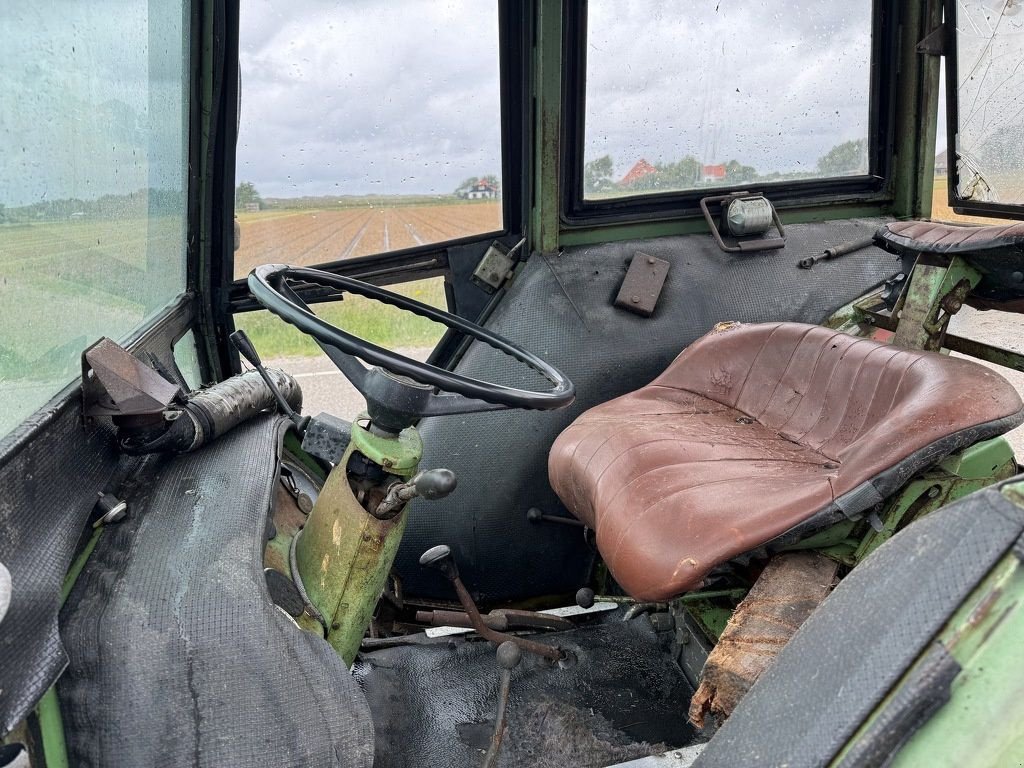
[652, 322, 1023, 499]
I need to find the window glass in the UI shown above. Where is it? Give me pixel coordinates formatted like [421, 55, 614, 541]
[949, 0, 1024, 207]
[0, 1, 190, 439]
[234, 1, 503, 279]
[931, 62, 1006, 224]
[583, 0, 873, 199]
[174, 330, 203, 391]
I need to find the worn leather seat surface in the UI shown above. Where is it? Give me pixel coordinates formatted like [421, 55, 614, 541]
[549, 322, 1024, 600]
[877, 220, 1024, 254]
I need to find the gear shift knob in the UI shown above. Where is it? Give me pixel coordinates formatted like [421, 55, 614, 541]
[413, 468, 457, 500]
[419, 544, 459, 581]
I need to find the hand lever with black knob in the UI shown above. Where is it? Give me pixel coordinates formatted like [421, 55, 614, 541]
[230, 329, 307, 431]
[376, 469, 457, 519]
[418, 545, 563, 662]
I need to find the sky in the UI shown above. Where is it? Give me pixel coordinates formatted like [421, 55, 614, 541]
[235, 0, 878, 198]
[584, 0, 875, 179]
[0, 0, 951, 206]
[235, 0, 504, 198]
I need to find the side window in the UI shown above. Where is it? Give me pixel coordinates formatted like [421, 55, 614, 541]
[945, 0, 1024, 217]
[581, 0, 874, 200]
[233, 1, 503, 279]
[234, 2, 503, 420]
[0, 2, 190, 440]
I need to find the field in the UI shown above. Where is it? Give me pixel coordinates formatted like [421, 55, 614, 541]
[930, 177, 1017, 225]
[234, 202, 502, 278]
[233, 201, 501, 358]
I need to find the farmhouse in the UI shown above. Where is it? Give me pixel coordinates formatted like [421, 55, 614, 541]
[701, 164, 727, 183]
[461, 179, 499, 200]
[619, 159, 657, 186]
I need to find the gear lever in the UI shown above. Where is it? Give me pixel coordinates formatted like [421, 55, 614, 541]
[230, 329, 308, 432]
[419, 545, 563, 662]
[481, 641, 521, 768]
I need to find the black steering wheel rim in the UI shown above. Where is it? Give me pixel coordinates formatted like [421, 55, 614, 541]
[248, 264, 575, 411]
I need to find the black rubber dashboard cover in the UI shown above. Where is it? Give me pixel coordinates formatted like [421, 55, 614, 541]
[694, 480, 1024, 768]
[59, 415, 374, 767]
[0, 397, 121, 735]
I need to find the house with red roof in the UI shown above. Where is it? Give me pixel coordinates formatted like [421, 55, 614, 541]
[619, 159, 658, 187]
[701, 164, 727, 183]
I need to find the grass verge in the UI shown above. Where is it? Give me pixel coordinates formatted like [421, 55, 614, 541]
[234, 278, 448, 359]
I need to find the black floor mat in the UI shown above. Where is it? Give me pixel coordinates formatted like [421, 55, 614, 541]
[355, 613, 695, 768]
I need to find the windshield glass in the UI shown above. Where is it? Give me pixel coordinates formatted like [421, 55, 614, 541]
[582, 0, 873, 199]
[0, 2, 189, 439]
[234, 0, 503, 279]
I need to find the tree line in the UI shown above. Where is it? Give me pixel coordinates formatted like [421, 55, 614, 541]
[584, 139, 869, 193]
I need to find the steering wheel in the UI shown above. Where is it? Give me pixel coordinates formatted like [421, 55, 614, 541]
[247, 264, 575, 432]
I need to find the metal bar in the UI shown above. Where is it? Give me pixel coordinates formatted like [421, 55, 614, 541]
[38, 526, 105, 768]
[450, 577, 563, 662]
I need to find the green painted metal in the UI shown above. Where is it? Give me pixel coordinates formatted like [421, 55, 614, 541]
[676, 588, 749, 642]
[853, 436, 1016, 563]
[891, 0, 944, 220]
[532, 0, 563, 256]
[296, 421, 423, 664]
[832, 482, 1024, 765]
[892, 256, 981, 350]
[35, 526, 105, 768]
[846, 555, 1024, 767]
[349, 416, 422, 478]
[938, 436, 1015, 480]
[283, 429, 327, 483]
[36, 690, 69, 768]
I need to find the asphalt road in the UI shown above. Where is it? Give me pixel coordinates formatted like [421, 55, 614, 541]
[267, 307, 1024, 459]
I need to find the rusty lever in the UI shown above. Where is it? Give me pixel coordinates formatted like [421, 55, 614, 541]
[418, 545, 564, 662]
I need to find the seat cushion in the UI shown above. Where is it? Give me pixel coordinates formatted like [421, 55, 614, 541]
[549, 322, 1024, 600]
[877, 220, 1024, 255]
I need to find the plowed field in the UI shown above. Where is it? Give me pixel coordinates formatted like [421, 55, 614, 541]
[234, 201, 501, 278]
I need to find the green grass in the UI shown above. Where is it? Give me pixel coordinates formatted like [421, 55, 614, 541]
[234, 278, 448, 360]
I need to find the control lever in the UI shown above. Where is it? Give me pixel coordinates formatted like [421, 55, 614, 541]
[376, 469, 457, 518]
[230, 329, 307, 432]
[482, 641, 521, 768]
[418, 545, 563, 662]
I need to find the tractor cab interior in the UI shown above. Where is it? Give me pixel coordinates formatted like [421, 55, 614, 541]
[3, 1, 1024, 768]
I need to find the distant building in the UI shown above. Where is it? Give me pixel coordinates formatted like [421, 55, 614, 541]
[462, 179, 500, 200]
[244, 202, 260, 212]
[619, 159, 658, 186]
[701, 164, 727, 183]
[934, 149, 948, 177]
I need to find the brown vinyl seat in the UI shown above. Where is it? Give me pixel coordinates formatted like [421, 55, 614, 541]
[548, 322, 1024, 601]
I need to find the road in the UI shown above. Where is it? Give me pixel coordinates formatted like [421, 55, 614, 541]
[268, 307, 1024, 460]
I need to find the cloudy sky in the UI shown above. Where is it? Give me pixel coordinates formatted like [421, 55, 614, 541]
[236, 0, 503, 198]
[0, 0, 952, 207]
[237, 0, 876, 199]
[584, 0, 874, 179]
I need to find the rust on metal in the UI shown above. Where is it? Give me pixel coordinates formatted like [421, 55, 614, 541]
[614, 251, 670, 317]
[82, 337, 182, 416]
[688, 551, 839, 728]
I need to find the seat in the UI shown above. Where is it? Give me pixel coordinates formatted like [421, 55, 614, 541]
[548, 322, 1024, 601]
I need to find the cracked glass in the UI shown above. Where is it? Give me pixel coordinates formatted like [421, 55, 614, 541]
[952, 0, 1024, 205]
